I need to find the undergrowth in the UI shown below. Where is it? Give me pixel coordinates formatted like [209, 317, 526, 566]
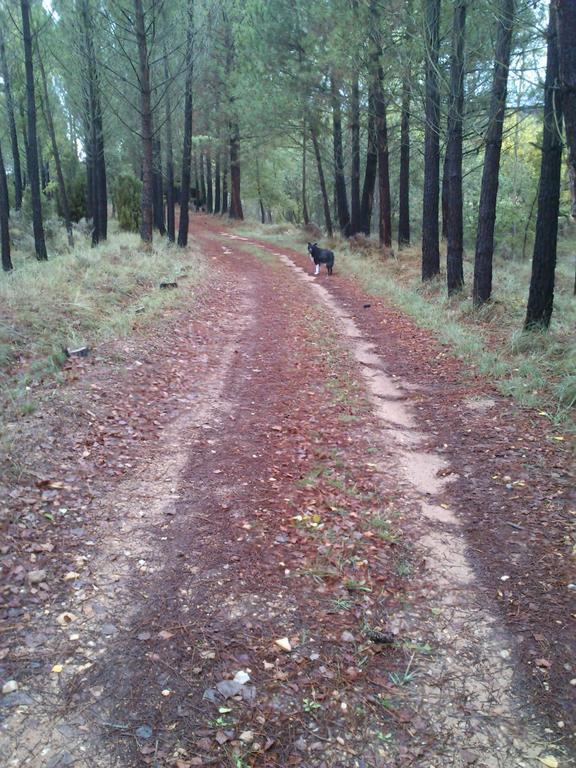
[0, 227, 205, 420]
[239, 221, 575, 425]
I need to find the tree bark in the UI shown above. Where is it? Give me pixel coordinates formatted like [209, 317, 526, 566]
[441, 150, 449, 239]
[193, 153, 200, 209]
[199, 152, 207, 209]
[225, 19, 242, 221]
[85, 120, 94, 222]
[134, 0, 153, 243]
[0, 141, 12, 271]
[0, 28, 23, 210]
[525, 5, 563, 330]
[229, 123, 243, 219]
[38, 141, 48, 192]
[398, 75, 411, 247]
[177, 0, 194, 247]
[214, 150, 221, 214]
[421, 0, 441, 279]
[94, 76, 107, 241]
[310, 122, 333, 238]
[18, 100, 29, 185]
[206, 148, 213, 214]
[360, 85, 377, 235]
[80, 0, 106, 245]
[556, 0, 576, 219]
[37, 46, 74, 246]
[446, 0, 466, 295]
[96, 125, 107, 241]
[375, 67, 392, 248]
[221, 160, 228, 214]
[256, 156, 265, 224]
[349, 70, 361, 235]
[21, 0, 47, 261]
[302, 119, 310, 225]
[473, 0, 515, 304]
[164, 47, 175, 241]
[330, 72, 350, 235]
[152, 136, 165, 234]
[369, 3, 392, 249]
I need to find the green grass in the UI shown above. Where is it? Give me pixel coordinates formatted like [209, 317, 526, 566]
[369, 515, 398, 543]
[238, 221, 575, 425]
[0, 227, 206, 420]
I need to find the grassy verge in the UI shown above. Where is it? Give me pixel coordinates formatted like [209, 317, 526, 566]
[238, 221, 575, 425]
[0, 226, 205, 419]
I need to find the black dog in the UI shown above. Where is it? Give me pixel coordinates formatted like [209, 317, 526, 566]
[307, 242, 334, 276]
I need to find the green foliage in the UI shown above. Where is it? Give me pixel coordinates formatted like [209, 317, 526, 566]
[20, 187, 57, 224]
[114, 174, 142, 232]
[66, 171, 88, 223]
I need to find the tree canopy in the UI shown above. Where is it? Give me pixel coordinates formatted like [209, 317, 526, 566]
[0, 0, 573, 327]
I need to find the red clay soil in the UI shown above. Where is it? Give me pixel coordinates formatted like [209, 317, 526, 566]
[0, 214, 574, 768]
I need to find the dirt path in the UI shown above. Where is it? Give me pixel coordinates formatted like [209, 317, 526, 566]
[1, 217, 573, 768]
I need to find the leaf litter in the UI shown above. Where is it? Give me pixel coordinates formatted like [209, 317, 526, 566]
[0, 217, 573, 767]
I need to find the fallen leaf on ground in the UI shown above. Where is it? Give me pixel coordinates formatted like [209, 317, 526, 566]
[538, 757, 559, 768]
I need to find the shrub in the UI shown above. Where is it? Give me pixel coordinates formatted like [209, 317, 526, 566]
[67, 171, 88, 222]
[20, 187, 57, 224]
[114, 174, 142, 232]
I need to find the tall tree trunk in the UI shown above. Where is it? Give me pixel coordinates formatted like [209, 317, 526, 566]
[229, 123, 243, 219]
[349, 0, 361, 234]
[349, 71, 361, 235]
[134, 0, 153, 243]
[39, 141, 48, 191]
[421, 0, 441, 279]
[206, 148, 213, 213]
[82, 74, 95, 238]
[525, 5, 563, 329]
[193, 153, 200, 209]
[164, 48, 175, 241]
[0, 29, 23, 210]
[19, 100, 29, 185]
[446, 0, 466, 295]
[473, 0, 515, 304]
[441, 150, 449, 239]
[302, 119, 310, 225]
[398, 76, 411, 247]
[199, 152, 207, 208]
[221, 160, 228, 214]
[360, 85, 377, 235]
[330, 72, 350, 235]
[0, 141, 12, 272]
[256, 156, 265, 224]
[556, 0, 576, 219]
[85, 122, 94, 223]
[85, 104, 99, 245]
[152, 136, 165, 234]
[80, 0, 106, 245]
[94, 97, 107, 242]
[375, 71, 392, 248]
[310, 122, 333, 238]
[177, 0, 194, 247]
[214, 150, 221, 214]
[370, 3, 392, 249]
[37, 46, 74, 246]
[21, 0, 47, 261]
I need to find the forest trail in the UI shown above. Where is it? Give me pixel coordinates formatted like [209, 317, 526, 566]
[1, 217, 573, 768]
